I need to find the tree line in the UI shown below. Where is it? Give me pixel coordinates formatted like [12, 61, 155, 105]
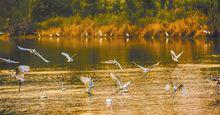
[0, 0, 219, 36]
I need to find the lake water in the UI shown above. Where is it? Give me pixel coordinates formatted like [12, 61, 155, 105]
[0, 37, 220, 114]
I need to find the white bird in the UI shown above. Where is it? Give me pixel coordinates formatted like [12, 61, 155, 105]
[56, 32, 60, 37]
[10, 65, 30, 92]
[37, 32, 41, 38]
[126, 33, 130, 37]
[85, 31, 88, 37]
[165, 31, 169, 37]
[165, 81, 187, 98]
[61, 52, 77, 62]
[132, 61, 159, 73]
[170, 50, 183, 62]
[80, 76, 94, 96]
[203, 30, 211, 34]
[110, 73, 138, 93]
[0, 57, 20, 64]
[17, 46, 50, 63]
[106, 98, 113, 105]
[0, 32, 4, 35]
[102, 59, 124, 71]
[99, 30, 103, 37]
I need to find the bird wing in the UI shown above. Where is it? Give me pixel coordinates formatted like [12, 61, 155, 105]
[102, 60, 116, 64]
[176, 84, 187, 95]
[165, 81, 174, 91]
[0, 58, 19, 64]
[71, 53, 77, 58]
[18, 65, 30, 72]
[110, 73, 123, 88]
[8, 59, 20, 64]
[116, 62, 124, 71]
[149, 62, 160, 69]
[170, 50, 177, 59]
[0, 57, 7, 62]
[80, 76, 90, 84]
[132, 61, 147, 70]
[17, 46, 32, 52]
[176, 51, 183, 59]
[61, 52, 71, 60]
[34, 51, 50, 62]
[123, 81, 132, 88]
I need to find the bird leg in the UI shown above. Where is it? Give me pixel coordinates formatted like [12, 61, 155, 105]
[170, 91, 175, 98]
[18, 82, 22, 92]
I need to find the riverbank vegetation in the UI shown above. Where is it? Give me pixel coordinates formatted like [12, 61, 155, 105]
[0, 0, 219, 39]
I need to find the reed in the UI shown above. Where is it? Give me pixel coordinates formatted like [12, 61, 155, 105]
[37, 11, 209, 39]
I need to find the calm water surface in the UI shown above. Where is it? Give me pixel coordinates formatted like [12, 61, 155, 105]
[0, 37, 220, 114]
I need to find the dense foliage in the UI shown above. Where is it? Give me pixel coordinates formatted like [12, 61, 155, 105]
[0, 0, 219, 37]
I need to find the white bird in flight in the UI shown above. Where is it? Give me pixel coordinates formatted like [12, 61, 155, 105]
[102, 59, 124, 71]
[17, 46, 50, 63]
[170, 50, 183, 62]
[132, 61, 159, 73]
[61, 52, 77, 62]
[80, 76, 94, 96]
[110, 73, 138, 93]
[0, 57, 20, 64]
[10, 65, 30, 92]
[165, 81, 187, 98]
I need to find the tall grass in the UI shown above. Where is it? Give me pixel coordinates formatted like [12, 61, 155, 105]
[37, 10, 209, 39]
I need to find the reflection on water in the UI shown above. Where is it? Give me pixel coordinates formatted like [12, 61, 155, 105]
[0, 37, 219, 69]
[0, 37, 220, 114]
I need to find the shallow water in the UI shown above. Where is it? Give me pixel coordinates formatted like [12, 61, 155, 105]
[0, 37, 220, 114]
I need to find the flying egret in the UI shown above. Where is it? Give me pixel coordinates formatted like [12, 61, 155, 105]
[0, 57, 20, 64]
[102, 59, 124, 71]
[80, 76, 94, 96]
[10, 65, 30, 92]
[61, 52, 77, 62]
[110, 73, 139, 93]
[132, 61, 159, 73]
[165, 81, 187, 98]
[17, 46, 50, 63]
[170, 50, 183, 62]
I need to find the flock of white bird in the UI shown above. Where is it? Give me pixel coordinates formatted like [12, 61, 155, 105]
[1, 44, 219, 106]
[0, 45, 191, 106]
